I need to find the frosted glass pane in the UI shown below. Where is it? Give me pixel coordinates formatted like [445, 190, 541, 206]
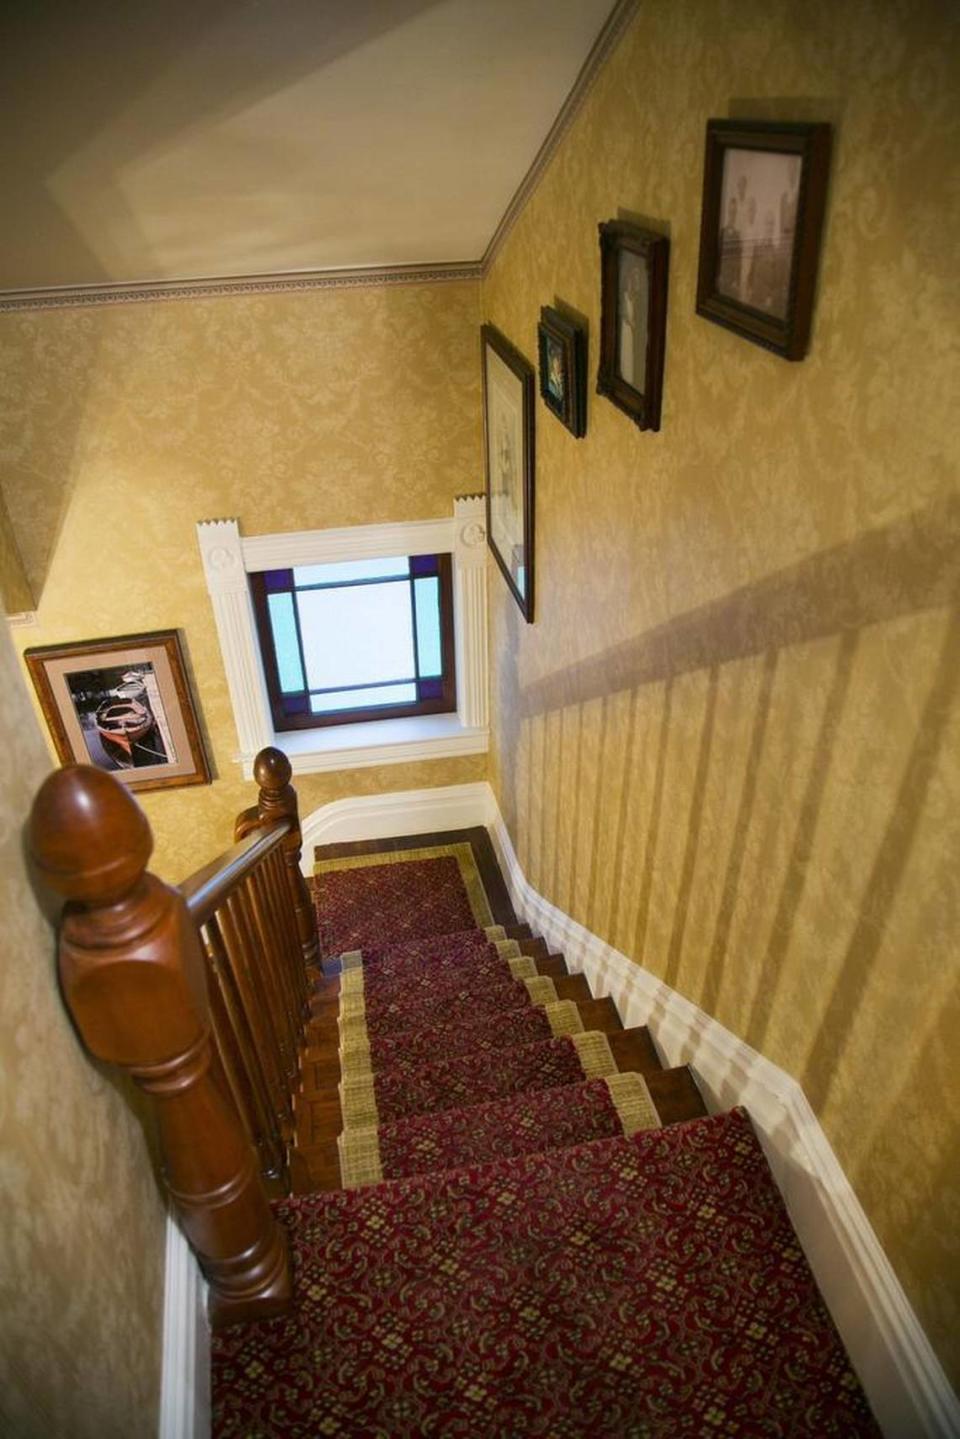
[296, 580, 414, 689]
[267, 593, 305, 693]
[293, 557, 409, 586]
[414, 577, 442, 677]
[310, 683, 417, 714]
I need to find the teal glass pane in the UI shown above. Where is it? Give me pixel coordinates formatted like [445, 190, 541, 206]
[267, 593, 305, 693]
[310, 683, 417, 714]
[414, 576, 442, 678]
[293, 557, 409, 587]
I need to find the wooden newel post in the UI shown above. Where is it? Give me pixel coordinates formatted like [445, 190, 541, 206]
[236, 747, 319, 968]
[29, 765, 293, 1330]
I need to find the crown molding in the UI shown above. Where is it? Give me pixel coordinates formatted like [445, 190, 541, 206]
[481, 0, 639, 274]
[0, 261, 482, 315]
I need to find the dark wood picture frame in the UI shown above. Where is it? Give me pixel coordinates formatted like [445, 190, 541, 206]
[481, 322, 535, 623]
[537, 306, 587, 438]
[695, 119, 832, 360]
[25, 629, 211, 792]
[597, 221, 670, 432]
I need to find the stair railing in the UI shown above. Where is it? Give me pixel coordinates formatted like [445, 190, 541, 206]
[27, 745, 320, 1328]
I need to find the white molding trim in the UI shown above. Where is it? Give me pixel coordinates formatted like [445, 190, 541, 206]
[0, 261, 481, 314]
[197, 506, 489, 776]
[158, 1212, 210, 1439]
[485, 797, 960, 1439]
[5, 610, 37, 628]
[300, 780, 493, 864]
[295, 776, 959, 1439]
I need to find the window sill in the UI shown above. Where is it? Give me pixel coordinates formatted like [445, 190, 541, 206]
[240, 712, 488, 778]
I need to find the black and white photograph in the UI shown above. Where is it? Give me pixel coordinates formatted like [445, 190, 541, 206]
[597, 220, 669, 432]
[696, 119, 832, 360]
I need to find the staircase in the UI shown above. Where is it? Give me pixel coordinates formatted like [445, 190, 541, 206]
[27, 753, 881, 1437]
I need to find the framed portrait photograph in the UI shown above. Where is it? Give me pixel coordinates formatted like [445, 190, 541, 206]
[537, 306, 587, 438]
[25, 630, 211, 792]
[481, 323, 535, 623]
[596, 221, 669, 432]
[695, 120, 832, 359]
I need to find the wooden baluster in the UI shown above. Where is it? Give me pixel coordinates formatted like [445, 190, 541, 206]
[246, 862, 302, 1077]
[237, 872, 299, 1085]
[201, 917, 287, 1183]
[29, 765, 291, 1329]
[264, 843, 309, 1009]
[236, 747, 319, 970]
[219, 892, 294, 1141]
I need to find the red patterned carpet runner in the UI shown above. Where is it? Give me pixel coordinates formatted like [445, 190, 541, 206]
[212, 1110, 880, 1437]
[314, 847, 491, 955]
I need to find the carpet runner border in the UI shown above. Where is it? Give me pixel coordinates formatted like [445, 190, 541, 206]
[338, 1072, 662, 1187]
[339, 1030, 618, 1129]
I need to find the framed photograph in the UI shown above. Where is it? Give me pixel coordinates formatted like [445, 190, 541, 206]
[537, 306, 587, 438]
[695, 119, 832, 360]
[25, 630, 211, 792]
[481, 323, 535, 623]
[596, 221, 669, 432]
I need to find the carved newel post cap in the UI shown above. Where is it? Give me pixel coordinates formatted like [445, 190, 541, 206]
[253, 746, 293, 794]
[29, 765, 153, 905]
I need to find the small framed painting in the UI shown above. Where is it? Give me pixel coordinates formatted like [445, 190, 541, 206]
[481, 323, 535, 623]
[537, 306, 587, 438]
[695, 119, 832, 359]
[596, 221, 670, 432]
[25, 630, 211, 792]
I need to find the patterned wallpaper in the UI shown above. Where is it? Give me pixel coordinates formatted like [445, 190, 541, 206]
[0, 618, 166, 1438]
[483, 0, 960, 1389]
[0, 279, 484, 879]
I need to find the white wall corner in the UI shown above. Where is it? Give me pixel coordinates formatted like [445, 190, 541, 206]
[483, 794, 960, 1439]
[158, 1211, 210, 1439]
[300, 780, 495, 864]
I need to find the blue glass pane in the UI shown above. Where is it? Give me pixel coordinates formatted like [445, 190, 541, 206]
[267, 593, 305, 693]
[414, 577, 442, 678]
[410, 554, 439, 577]
[310, 683, 418, 714]
[419, 677, 443, 700]
[280, 693, 310, 716]
[263, 569, 293, 593]
[293, 557, 409, 587]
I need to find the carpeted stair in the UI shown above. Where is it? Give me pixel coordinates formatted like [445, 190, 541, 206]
[211, 832, 881, 1437]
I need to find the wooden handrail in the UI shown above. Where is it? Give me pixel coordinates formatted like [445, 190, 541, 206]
[28, 765, 292, 1329]
[181, 820, 291, 925]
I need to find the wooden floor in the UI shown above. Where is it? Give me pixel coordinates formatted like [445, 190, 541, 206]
[296, 829, 707, 1194]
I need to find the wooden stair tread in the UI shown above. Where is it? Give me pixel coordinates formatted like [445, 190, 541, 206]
[644, 1067, 708, 1124]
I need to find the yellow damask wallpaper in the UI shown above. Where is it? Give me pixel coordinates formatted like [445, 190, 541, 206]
[0, 279, 483, 877]
[0, 618, 166, 1438]
[483, 0, 959, 1389]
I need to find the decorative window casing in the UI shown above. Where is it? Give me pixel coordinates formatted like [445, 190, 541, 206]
[197, 498, 488, 777]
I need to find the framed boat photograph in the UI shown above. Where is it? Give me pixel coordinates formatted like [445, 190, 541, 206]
[481, 322, 535, 623]
[597, 220, 669, 431]
[24, 630, 211, 792]
[695, 119, 832, 360]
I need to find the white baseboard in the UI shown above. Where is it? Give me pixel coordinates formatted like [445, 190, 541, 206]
[486, 800, 959, 1439]
[300, 781, 494, 868]
[158, 1212, 210, 1439]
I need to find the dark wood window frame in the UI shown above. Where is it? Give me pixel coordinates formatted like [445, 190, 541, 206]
[250, 554, 457, 732]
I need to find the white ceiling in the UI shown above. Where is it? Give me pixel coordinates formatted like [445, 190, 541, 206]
[0, 0, 617, 293]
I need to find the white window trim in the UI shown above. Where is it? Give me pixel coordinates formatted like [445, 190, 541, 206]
[197, 498, 488, 778]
